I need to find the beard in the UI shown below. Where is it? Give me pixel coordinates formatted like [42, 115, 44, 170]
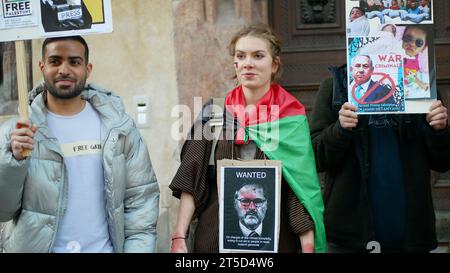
[242, 211, 262, 229]
[44, 75, 87, 99]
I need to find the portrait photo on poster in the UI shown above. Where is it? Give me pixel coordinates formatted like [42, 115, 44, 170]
[347, 42, 406, 113]
[397, 25, 435, 100]
[218, 161, 281, 253]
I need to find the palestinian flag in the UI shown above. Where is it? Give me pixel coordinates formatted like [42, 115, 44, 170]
[225, 84, 326, 253]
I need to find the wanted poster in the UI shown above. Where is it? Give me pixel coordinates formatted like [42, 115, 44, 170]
[217, 160, 282, 253]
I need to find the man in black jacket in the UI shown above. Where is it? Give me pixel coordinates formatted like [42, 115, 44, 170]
[310, 65, 450, 252]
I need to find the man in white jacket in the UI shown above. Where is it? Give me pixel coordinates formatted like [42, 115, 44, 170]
[0, 36, 159, 253]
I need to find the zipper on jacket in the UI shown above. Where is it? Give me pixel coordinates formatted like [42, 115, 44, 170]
[26, 116, 67, 253]
[48, 150, 68, 252]
[101, 118, 132, 253]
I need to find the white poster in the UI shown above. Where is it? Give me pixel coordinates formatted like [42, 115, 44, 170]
[0, 0, 38, 29]
[346, 0, 436, 114]
[0, 0, 112, 42]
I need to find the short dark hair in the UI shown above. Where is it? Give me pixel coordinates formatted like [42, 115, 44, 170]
[42, 35, 89, 62]
[350, 6, 365, 17]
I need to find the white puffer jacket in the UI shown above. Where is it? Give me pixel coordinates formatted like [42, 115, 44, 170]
[0, 84, 159, 253]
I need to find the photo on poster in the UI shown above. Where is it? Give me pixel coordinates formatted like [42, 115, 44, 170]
[346, 0, 436, 114]
[347, 0, 433, 37]
[0, 0, 112, 42]
[40, 0, 103, 32]
[348, 38, 405, 113]
[0, 0, 38, 29]
[398, 25, 435, 100]
[218, 162, 281, 253]
[378, 0, 432, 24]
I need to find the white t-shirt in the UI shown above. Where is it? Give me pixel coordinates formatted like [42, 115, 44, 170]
[49, 102, 113, 253]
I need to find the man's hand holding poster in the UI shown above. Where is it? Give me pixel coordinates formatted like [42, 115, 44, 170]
[346, 0, 436, 114]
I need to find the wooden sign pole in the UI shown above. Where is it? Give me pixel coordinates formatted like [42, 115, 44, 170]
[15, 40, 32, 157]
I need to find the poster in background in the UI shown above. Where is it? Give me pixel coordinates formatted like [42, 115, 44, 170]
[346, 0, 436, 114]
[0, 0, 38, 29]
[0, 0, 112, 42]
[218, 160, 281, 253]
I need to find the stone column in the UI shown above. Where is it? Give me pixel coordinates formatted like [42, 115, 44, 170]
[240, 0, 254, 23]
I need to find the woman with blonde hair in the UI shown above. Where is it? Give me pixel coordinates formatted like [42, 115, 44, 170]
[170, 23, 326, 253]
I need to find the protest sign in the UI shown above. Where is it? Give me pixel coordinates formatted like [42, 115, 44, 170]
[0, 0, 112, 156]
[217, 159, 282, 253]
[346, 0, 435, 114]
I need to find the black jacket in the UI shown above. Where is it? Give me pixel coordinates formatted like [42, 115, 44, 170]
[310, 65, 450, 252]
